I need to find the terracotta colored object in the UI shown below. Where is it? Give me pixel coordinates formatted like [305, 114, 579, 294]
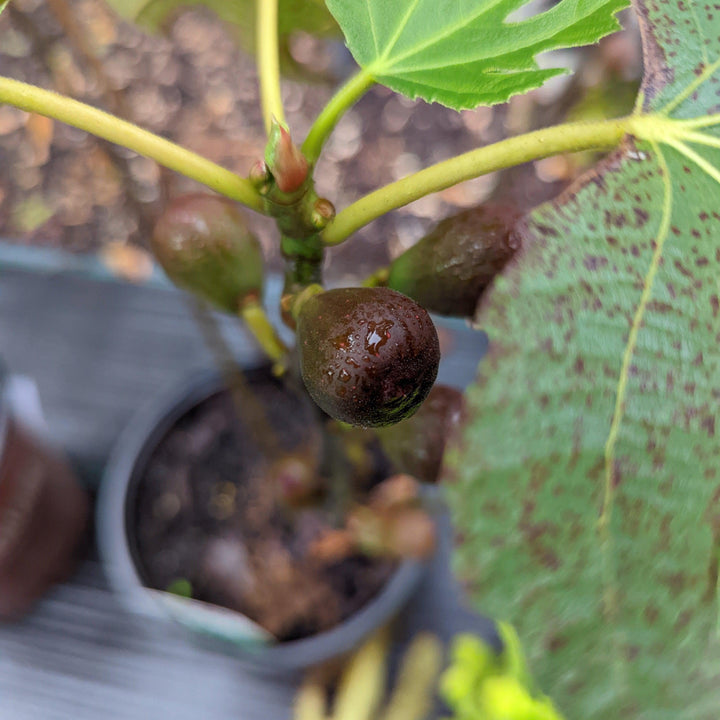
[0, 414, 89, 619]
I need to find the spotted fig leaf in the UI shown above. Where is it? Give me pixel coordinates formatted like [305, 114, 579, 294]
[325, 0, 628, 110]
[447, 1, 720, 718]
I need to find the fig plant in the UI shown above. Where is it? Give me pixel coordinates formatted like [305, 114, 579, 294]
[2, 0, 720, 716]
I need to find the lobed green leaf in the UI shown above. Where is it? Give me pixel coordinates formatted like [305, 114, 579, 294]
[325, 0, 629, 109]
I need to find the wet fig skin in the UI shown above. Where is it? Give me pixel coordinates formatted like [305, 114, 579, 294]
[297, 288, 441, 428]
[152, 193, 264, 313]
[388, 204, 520, 317]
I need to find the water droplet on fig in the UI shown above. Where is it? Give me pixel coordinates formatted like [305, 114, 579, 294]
[365, 319, 394, 355]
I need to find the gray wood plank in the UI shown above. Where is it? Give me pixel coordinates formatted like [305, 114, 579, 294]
[0, 511, 495, 720]
[0, 568, 296, 720]
[0, 259, 265, 483]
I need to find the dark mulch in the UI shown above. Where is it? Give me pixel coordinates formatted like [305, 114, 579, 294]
[132, 369, 397, 641]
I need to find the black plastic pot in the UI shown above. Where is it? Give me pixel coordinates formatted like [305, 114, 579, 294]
[97, 367, 425, 672]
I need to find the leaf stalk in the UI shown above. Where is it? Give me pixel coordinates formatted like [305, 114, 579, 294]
[257, 0, 286, 135]
[239, 298, 289, 368]
[321, 117, 631, 246]
[302, 69, 376, 164]
[0, 76, 265, 213]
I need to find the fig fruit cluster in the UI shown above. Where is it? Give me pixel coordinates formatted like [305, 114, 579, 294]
[296, 287, 440, 428]
[151, 194, 519, 432]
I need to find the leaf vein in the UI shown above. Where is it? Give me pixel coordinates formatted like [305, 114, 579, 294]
[598, 139, 673, 697]
[659, 56, 720, 116]
[373, 0, 509, 71]
[666, 137, 720, 189]
[688, 0, 710, 66]
[366, 2, 380, 55]
[677, 129, 720, 150]
[674, 112, 720, 130]
[379, 0, 423, 63]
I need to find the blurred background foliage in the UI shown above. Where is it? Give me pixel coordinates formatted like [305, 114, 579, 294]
[0, 0, 641, 283]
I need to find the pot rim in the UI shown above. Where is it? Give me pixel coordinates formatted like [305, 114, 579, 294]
[97, 366, 424, 670]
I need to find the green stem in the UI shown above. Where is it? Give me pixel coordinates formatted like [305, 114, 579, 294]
[321, 117, 631, 246]
[302, 69, 375, 164]
[0, 76, 265, 213]
[257, 0, 285, 135]
[239, 299, 289, 365]
[362, 266, 389, 288]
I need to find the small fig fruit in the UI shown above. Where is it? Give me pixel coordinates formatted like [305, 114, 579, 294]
[151, 193, 264, 313]
[388, 204, 520, 317]
[297, 287, 440, 428]
[376, 384, 463, 483]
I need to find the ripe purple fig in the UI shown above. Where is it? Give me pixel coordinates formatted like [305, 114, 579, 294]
[297, 287, 440, 428]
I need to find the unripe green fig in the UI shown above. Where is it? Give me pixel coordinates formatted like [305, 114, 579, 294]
[388, 204, 520, 317]
[376, 384, 463, 484]
[297, 287, 440, 428]
[151, 193, 264, 313]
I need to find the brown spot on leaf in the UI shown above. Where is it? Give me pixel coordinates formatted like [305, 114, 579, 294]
[666, 572, 687, 597]
[647, 300, 673, 313]
[534, 223, 559, 238]
[547, 634, 568, 653]
[584, 255, 609, 271]
[674, 259, 692, 277]
[674, 610, 692, 630]
[701, 415, 716, 438]
[633, 207, 650, 226]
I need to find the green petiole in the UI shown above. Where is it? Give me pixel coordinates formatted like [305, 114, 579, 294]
[0, 76, 266, 213]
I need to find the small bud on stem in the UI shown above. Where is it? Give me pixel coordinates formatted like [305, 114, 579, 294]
[249, 160, 271, 192]
[265, 119, 309, 194]
[310, 198, 335, 230]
